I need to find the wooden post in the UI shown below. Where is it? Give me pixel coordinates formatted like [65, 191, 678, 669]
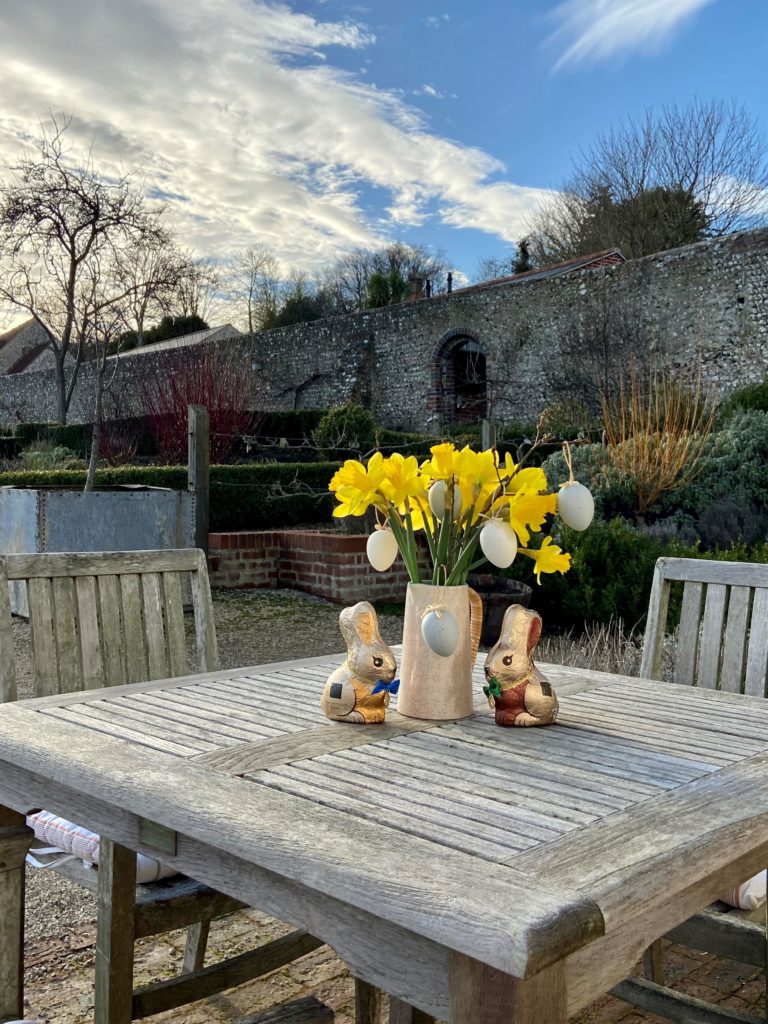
[481, 419, 497, 451]
[188, 405, 210, 555]
[0, 807, 33, 1021]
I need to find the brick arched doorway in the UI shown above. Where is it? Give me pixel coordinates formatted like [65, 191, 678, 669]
[429, 328, 488, 426]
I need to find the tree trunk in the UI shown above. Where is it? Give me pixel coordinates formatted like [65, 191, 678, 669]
[55, 355, 68, 425]
[84, 364, 104, 493]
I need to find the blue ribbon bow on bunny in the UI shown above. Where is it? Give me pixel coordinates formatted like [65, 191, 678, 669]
[371, 678, 400, 695]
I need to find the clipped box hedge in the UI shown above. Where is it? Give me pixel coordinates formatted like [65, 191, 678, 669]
[0, 461, 341, 532]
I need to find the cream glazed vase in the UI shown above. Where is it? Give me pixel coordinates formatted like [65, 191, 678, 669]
[397, 582, 483, 720]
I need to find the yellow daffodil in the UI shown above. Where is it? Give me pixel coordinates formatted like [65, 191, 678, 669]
[508, 466, 548, 494]
[380, 453, 427, 507]
[454, 446, 500, 520]
[506, 491, 557, 545]
[520, 536, 572, 584]
[329, 451, 387, 517]
[420, 442, 459, 481]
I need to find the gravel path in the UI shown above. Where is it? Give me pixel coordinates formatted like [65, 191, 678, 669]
[22, 589, 404, 942]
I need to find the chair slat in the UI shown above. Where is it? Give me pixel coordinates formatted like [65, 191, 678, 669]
[142, 572, 169, 680]
[745, 589, 768, 698]
[639, 570, 670, 680]
[28, 577, 59, 696]
[191, 550, 219, 673]
[163, 572, 188, 677]
[720, 586, 751, 693]
[75, 576, 104, 689]
[98, 575, 125, 685]
[0, 566, 15, 702]
[696, 584, 727, 689]
[673, 582, 703, 687]
[51, 577, 82, 694]
[120, 574, 148, 684]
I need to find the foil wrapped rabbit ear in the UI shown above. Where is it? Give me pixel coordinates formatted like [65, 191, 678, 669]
[497, 604, 541, 652]
[339, 601, 379, 649]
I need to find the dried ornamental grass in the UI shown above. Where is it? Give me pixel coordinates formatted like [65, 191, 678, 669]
[601, 365, 716, 516]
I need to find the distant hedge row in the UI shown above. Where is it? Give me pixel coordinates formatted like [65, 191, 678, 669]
[0, 461, 341, 532]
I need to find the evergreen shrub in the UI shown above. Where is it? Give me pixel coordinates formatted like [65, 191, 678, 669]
[14, 422, 92, 455]
[313, 404, 376, 457]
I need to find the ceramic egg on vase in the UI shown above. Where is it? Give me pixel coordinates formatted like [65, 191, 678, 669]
[366, 528, 399, 571]
[421, 607, 459, 657]
[479, 519, 518, 569]
[557, 481, 595, 532]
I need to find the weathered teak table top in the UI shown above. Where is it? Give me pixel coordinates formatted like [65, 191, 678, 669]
[2, 655, 768, 1023]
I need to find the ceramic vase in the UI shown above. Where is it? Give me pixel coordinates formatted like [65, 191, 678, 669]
[397, 583, 483, 720]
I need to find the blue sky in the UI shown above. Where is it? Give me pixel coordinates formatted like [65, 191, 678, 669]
[0, 0, 766, 293]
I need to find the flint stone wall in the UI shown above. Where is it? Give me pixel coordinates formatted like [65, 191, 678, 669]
[1, 227, 766, 432]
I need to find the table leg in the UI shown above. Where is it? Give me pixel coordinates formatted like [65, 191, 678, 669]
[355, 978, 382, 1024]
[0, 807, 33, 1022]
[389, 997, 434, 1024]
[95, 838, 137, 1024]
[449, 953, 567, 1024]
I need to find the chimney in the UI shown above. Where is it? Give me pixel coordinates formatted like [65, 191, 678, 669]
[407, 274, 425, 301]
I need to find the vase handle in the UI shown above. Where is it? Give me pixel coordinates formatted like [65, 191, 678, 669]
[467, 587, 483, 666]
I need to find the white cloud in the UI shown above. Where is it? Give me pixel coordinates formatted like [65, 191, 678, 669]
[549, 0, 717, 70]
[415, 84, 444, 99]
[0, 0, 552, 277]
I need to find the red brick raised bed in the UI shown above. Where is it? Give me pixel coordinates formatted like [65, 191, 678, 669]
[208, 529, 427, 603]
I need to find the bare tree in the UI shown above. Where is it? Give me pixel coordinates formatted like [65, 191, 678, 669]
[114, 230, 187, 346]
[228, 244, 281, 333]
[324, 241, 449, 312]
[174, 257, 221, 322]
[0, 117, 156, 423]
[475, 239, 534, 282]
[529, 99, 768, 263]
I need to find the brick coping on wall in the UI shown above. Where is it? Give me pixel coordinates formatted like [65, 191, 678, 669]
[208, 529, 426, 604]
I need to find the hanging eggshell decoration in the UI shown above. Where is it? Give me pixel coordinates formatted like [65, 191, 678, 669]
[557, 481, 595, 532]
[421, 608, 459, 657]
[366, 529, 399, 571]
[479, 520, 518, 569]
[428, 480, 462, 521]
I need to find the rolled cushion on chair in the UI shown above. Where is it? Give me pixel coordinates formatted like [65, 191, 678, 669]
[27, 811, 178, 884]
[721, 870, 767, 910]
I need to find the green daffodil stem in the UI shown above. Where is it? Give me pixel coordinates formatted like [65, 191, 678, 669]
[403, 507, 421, 584]
[433, 505, 452, 585]
[387, 510, 420, 583]
[446, 532, 481, 586]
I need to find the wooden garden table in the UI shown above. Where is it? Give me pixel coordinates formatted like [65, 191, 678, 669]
[2, 653, 768, 1023]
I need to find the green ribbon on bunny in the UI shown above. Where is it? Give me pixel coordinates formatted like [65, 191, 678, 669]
[483, 676, 502, 705]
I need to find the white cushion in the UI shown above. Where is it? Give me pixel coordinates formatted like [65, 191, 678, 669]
[27, 811, 178, 884]
[721, 870, 767, 911]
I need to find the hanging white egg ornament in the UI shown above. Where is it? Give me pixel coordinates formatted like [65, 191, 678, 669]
[428, 480, 462, 521]
[421, 608, 459, 657]
[479, 520, 518, 569]
[557, 481, 595, 532]
[366, 529, 399, 571]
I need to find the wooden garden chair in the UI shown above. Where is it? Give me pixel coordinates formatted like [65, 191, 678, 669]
[0, 549, 322, 1023]
[615, 555, 768, 1023]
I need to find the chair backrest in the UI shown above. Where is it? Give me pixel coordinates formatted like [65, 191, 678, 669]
[0, 548, 219, 702]
[641, 557, 768, 695]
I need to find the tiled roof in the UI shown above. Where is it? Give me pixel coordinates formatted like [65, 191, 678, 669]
[5, 343, 49, 374]
[116, 323, 240, 358]
[453, 248, 626, 296]
[0, 319, 36, 350]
